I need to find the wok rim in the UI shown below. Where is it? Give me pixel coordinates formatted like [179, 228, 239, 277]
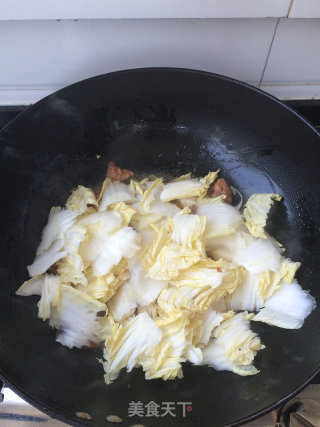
[1, 67, 319, 139]
[1, 66, 319, 427]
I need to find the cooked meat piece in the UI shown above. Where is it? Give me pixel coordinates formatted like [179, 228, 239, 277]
[209, 178, 233, 204]
[49, 263, 59, 275]
[83, 341, 101, 350]
[106, 161, 134, 182]
[190, 204, 198, 214]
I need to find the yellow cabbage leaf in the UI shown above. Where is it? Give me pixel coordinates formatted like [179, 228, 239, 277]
[108, 202, 136, 226]
[140, 178, 163, 211]
[141, 311, 198, 380]
[103, 312, 162, 384]
[244, 193, 282, 238]
[202, 312, 264, 376]
[141, 213, 207, 281]
[85, 258, 129, 303]
[99, 179, 136, 211]
[66, 185, 97, 213]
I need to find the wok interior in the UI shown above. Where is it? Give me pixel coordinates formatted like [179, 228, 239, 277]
[0, 69, 319, 426]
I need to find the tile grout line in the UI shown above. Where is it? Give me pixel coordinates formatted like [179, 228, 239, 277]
[287, 0, 294, 17]
[258, 17, 280, 87]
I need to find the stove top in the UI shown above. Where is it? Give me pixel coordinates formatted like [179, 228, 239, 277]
[0, 101, 319, 427]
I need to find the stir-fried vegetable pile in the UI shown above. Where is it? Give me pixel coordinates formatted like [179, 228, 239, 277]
[16, 167, 316, 383]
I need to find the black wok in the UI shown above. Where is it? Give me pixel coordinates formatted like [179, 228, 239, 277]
[0, 68, 319, 427]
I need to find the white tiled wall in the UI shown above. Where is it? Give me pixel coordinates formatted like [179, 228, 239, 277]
[0, 17, 320, 104]
[0, 0, 293, 19]
[289, 0, 320, 18]
[262, 19, 320, 85]
[260, 18, 320, 98]
[0, 19, 277, 88]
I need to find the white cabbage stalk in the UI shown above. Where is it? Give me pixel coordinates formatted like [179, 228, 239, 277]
[57, 235, 86, 284]
[63, 223, 87, 254]
[192, 309, 224, 346]
[233, 237, 282, 274]
[78, 211, 122, 232]
[27, 238, 67, 277]
[197, 202, 243, 238]
[99, 180, 136, 211]
[130, 210, 163, 230]
[108, 256, 167, 322]
[253, 281, 316, 329]
[78, 212, 122, 263]
[66, 185, 97, 213]
[207, 230, 255, 263]
[38, 275, 61, 321]
[56, 222, 88, 286]
[244, 193, 282, 239]
[171, 213, 206, 248]
[149, 199, 180, 217]
[50, 285, 107, 348]
[36, 208, 79, 255]
[203, 337, 234, 371]
[202, 312, 264, 376]
[93, 227, 140, 276]
[200, 310, 224, 345]
[228, 270, 263, 312]
[159, 172, 220, 202]
[160, 179, 205, 202]
[29, 220, 88, 279]
[16, 275, 44, 296]
[103, 312, 162, 382]
[186, 346, 203, 365]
